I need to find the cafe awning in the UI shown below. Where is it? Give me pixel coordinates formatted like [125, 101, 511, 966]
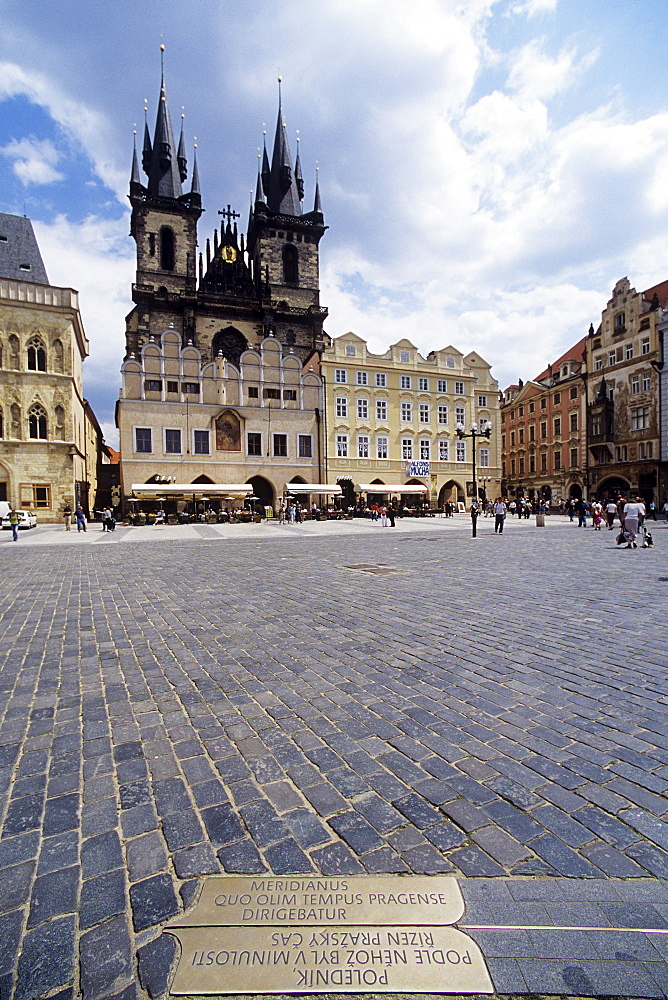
[130, 484, 252, 498]
[355, 484, 428, 494]
[283, 484, 343, 495]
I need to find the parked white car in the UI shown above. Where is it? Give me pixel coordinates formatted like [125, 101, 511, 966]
[2, 510, 37, 530]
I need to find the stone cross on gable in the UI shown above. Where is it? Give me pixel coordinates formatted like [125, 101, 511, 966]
[218, 205, 240, 224]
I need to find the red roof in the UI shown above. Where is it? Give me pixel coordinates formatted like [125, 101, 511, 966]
[533, 335, 587, 383]
[642, 278, 668, 308]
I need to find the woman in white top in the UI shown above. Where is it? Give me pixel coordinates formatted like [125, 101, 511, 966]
[622, 498, 645, 547]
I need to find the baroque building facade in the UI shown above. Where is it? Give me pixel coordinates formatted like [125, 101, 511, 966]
[317, 333, 501, 507]
[0, 212, 103, 521]
[116, 68, 328, 509]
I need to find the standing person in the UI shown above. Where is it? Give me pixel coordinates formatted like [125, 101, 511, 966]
[605, 500, 617, 530]
[278, 503, 285, 524]
[101, 507, 113, 531]
[288, 503, 296, 524]
[387, 503, 396, 527]
[380, 504, 388, 527]
[663, 500, 668, 521]
[62, 503, 72, 531]
[493, 497, 507, 534]
[75, 506, 87, 532]
[508, 500, 516, 518]
[621, 497, 645, 548]
[577, 498, 588, 527]
[8, 507, 20, 541]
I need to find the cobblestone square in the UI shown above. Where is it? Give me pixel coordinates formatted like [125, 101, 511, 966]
[1, 514, 667, 998]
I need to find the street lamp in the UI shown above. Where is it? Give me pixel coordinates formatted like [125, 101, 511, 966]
[456, 418, 493, 537]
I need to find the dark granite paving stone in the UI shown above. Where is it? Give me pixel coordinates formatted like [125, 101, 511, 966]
[486, 900, 552, 926]
[530, 833, 604, 877]
[173, 843, 220, 876]
[574, 804, 640, 848]
[11, 772, 47, 799]
[0, 909, 23, 975]
[440, 798, 489, 832]
[126, 831, 168, 882]
[423, 821, 467, 851]
[611, 778, 668, 814]
[472, 825, 531, 867]
[310, 842, 366, 875]
[627, 841, 668, 878]
[201, 803, 245, 847]
[484, 956, 527, 994]
[264, 837, 314, 874]
[14, 914, 75, 1000]
[116, 758, 148, 784]
[81, 830, 123, 879]
[80, 868, 126, 929]
[129, 872, 180, 931]
[326, 766, 370, 796]
[119, 779, 152, 810]
[229, 780, 263, 807]
[599, 901, 667, 929]
[190, 779, 228, 808]
[0, 745, 20, 769]
[447, 843, 506, 876]
[413, 777, 457, 805]
[532, 803, 596, 848]
[2, 791, 43, 835]
[0, 859, 35, 914]
[301, 781, 348, 817]
[581, 843, 647, 877]
[367, 770, 412, 800]
[0, 830, 39, 868]
[353, 793, 405, 834]
[28, 865, 78, 927]
[586, 929, 664, 961]
[361, 846, 410, 873]
[482, 798, 544, 843]
[283, 808, 331, 849]
[137, 934, 177, 1000]
[328, 811, 385, 855]
[393, 792, 443, 829]
[215, 756, 253, 783]
[485, 775, 542, 810]
[113, 741, 144, 762]
[152, 776, 191, 817]
[240, 800, 289, 847]
[120, 803, 159, 839]
[162, 809, 205, 851]
[218, 840, 267, 874]
[80, 913, 133, 1000]
[621, 807, 668, 850]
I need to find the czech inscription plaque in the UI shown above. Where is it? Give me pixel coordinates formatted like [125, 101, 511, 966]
[165, 876, 493, 995]
[168, 875, 464, 926]
[166, 924, 493, 995]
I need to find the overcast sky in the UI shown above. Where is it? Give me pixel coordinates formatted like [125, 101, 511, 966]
[2, 0, 668, 445]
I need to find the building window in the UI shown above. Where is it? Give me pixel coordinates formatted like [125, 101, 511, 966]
[631, 406, 650, 430]
[400, 351, 410, 363]
[20, 484, 51, 508]
[165, 428, 181, 454]
[553, 392, 561, 404]
[194, 430, 210, 454]
[569, 386, 578, 399]
[283, 389, 297, 401]
[519, 406, 524, 417]
[27, 338, 47, 372]
[182, 382, 199, 394]
[554, 450, 561, 469]
[375, 372, 387, 387]
[626, 344, 634, 360]
[528, 425, 535, 442]
[247, 432, 262, 455]
[402, 438, 413, 460]
[510, 431, 516, 446]
[541, 397, 547, 408]
[282, 244, 298, 284]
[540, 453, 547, 473]
[357, 398, 369, 420]
[455, 405, 465, 426]
[591, 415, 602, 436]
[376, 436, 388, 459]
[614, 311, 625, 333]
[479, 448, 489, 468]
[135, 427, 152, 453]
[641, 337, 650, 355]
[336, 434, 348, 458]
[167, 381, 179, 394]
[642, 372, 651, 392]
[335, 396, 348, 418]
[438, 439, 449, 461]
[401, 402, 412, 422]
[160, 226, 175, 271]
[356, 371, 368, 385]
[334, 368, 347, 383]
[437, 379, 447, 393]
[519, 428, 524, 444]
[376, 399, 387, 421]
[519, 457, 526, 475]
[144, 379, 162, 392]
[640, 441, 653, 459]
[298, 435, 312, 458]
[419, 403, 430, 423]
[540, 421, 547, 438]
[553, 417, 561, 435]
[455, 381, 464, 395]
[358, 435, 369, 458]
[28, 406, 47, 440]
[438, 405, 448, 425]
[529, 401, 535, 413]
[511, 459, 516, 476]
[478, 395, 487, 407]
[273, 433, 288, 457]
[631, 375, 640, 395]
[608, 351, 616, 366]
[616, 445, 628, 462]
[345, 344, 356, 356]
[264, 387, 280, 399]
[570, 447, 578, 467]
[247, 386, 259, 399]
[455, 441, 465, 462]
[418, 377, 429, 391]
[400, 375, 411, 389]
[419, 439, 430, 460]
[570, 413, 578, 432]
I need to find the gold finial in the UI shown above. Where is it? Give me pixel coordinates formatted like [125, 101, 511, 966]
[278, 75, 282, 83]
[160, 43, 165, 51]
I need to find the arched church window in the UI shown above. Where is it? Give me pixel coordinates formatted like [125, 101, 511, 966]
[10, 404, 21, 438]
[53, 339, 64, 373]
[282, 244, 298, 285]
[9, 335, 20, 369]
[27, 337, 46, 372]
[55, 406, 65, 440]
[29, 405, 47, 439]
[286, 329, 296, 346]
[0, 341, 3, 368]
[160, 227, 175, 271]
[0, 407, 3, 438]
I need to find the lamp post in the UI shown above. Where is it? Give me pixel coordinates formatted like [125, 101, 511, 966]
[456, 418, 493, 537]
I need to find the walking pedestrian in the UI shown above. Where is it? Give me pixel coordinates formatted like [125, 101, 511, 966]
[8, 507, 20, 541]
[605, 500, 617, 530]
[620, 497, 645, 548]
[101, 507, 113, 531]
[493, 497, 507, 534]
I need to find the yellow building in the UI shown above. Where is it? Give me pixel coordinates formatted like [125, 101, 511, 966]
[319, 334, 501, 508]
[0, 212, 102, 522]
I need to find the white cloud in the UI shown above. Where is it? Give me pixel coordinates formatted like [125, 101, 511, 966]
[1, 136, 64, 185]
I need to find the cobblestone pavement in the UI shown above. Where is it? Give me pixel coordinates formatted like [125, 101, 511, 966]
[1, 515, 668, 999]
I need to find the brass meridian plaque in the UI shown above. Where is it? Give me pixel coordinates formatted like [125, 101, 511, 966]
[168, 875, 465, 926]
[166, 924, 493, 995]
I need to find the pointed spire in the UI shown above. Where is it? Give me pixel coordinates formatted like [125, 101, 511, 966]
[142, 103, 152, 173]
[130, 128, 141, 187]
[177, 111, 188, 183]
[295, 134, 304, 201]
[261, 130, 270, 194]
[191, 141, 200, 196]
[145, 44, 183, 199]
[267, 77, 301, 216]
[313, 166, 323, 215]
[255, 154, 266, 205]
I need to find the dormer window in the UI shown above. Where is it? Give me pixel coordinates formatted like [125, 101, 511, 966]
[19, 263, 31, 271]
[0, 235, 8, 243]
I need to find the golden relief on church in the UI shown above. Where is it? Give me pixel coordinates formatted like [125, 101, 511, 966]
[215, 410, 241, 451]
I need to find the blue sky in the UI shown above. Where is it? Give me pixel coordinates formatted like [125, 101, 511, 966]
[2, 0, 668, 445]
